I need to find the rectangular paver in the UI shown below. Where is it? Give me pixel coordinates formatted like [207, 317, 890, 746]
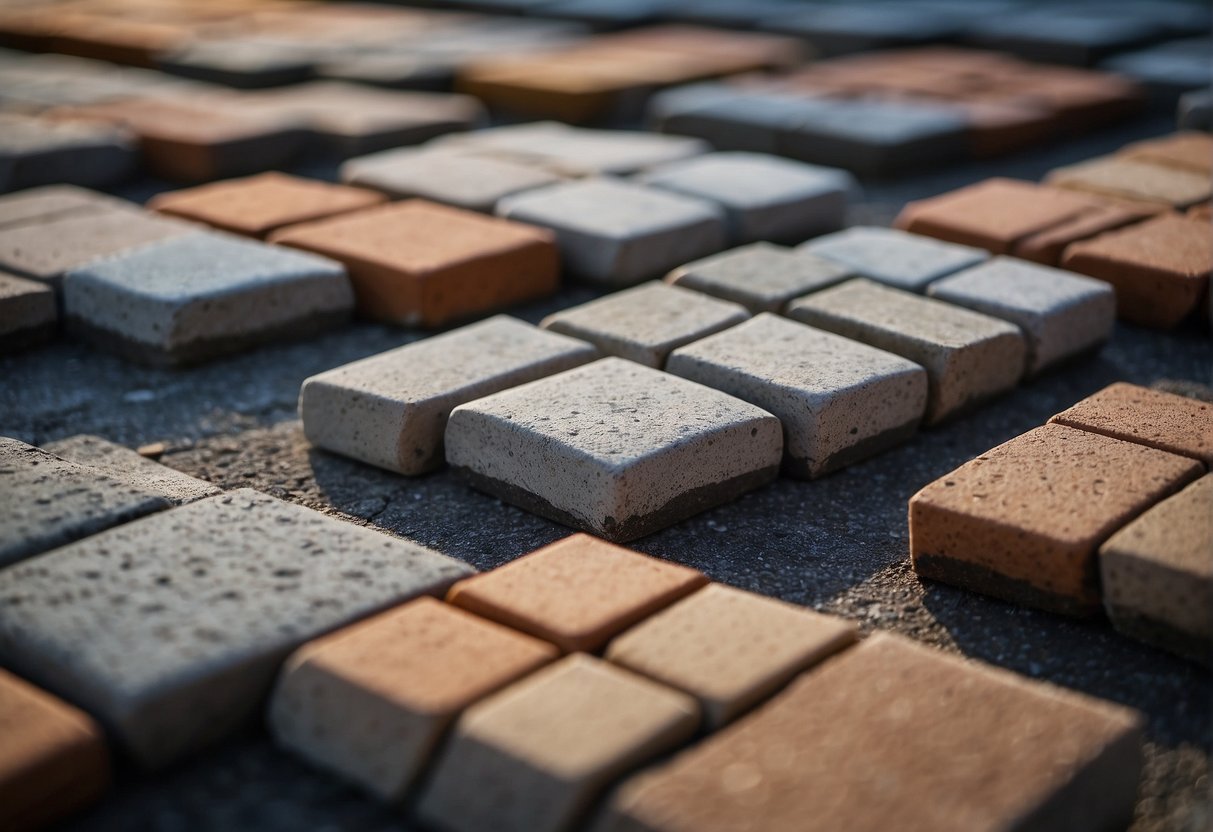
[300, 315, 597, 475]
[0, 111, 135, 192]
[43, 434, 220, 505]
[0, 184, 127, 230]
[0, 489, 472, 768]
[786, 279, 1025, 425]
[797, 226, 988, 293]
[0, 270, 55, 352]
[1046, 155, 1211, 210]
[445, 358, 783, 541]
[1119, 131, 1213, 175]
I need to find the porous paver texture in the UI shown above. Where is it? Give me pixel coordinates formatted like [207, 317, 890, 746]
[1047, 155, 1212, 209]
[0, 270, 56, 351]
[44, 434, 219, 504]
[0, 488, 472, 768]
[798, 225, 988, 292]
[909, 423, 1203, 616]
[594, 633, 1145, 832]
[0, 185, 127, 230]
[1119, 131, 1213, 175]
[445, 533, 708, 653]
[664, 242, 853, 313]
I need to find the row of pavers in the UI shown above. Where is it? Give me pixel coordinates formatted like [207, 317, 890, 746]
[910, 382, 1212, 665]
[0, 438, 1147, 831]
[895, 131, 1213, 328]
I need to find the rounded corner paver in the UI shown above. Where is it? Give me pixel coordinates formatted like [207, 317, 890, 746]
[797, 226, 988, 293]
[664, 242, 853, 313]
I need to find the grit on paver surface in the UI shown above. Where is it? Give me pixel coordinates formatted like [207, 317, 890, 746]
[43, 434, 219, 504]
[798, 226, 988, 292]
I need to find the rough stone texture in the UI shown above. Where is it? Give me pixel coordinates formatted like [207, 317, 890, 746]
[1046, 155, 1212, 209]
[269, 597, 558, 801]
[1049, 382, 1213, 466]
[1061, 213, 1211, 329]
[1100, 474, 1212, 665]
[0, 112, 135, 192]
[927, 257, 1116, 377]
[540, 282, 748, 368]
[0, 488, 472, 768]
[664, 242, 852, 313]
[1119, 131, 1213, 175]
[300, 316, 597, 475]
[43, 434, 220, 504]
[445, 358, 783, 541]
[148, 172, 386, 240]
[445, 533, 708, 653]
[0, 436, 170, 568]
[270, 200, 559, 328]
[63, 232, 354, 366]
[635, 151, 855, 245]
[595, 633, 1145, 832]
[1013, 202, 1156, 267]
[605, 583, 857, 728]
[786, 279, 1025, 426]
[497, 179, 727, 287]
[417, 653, 700, 832]
[910, 423, 1203, 616]
[0, 270, 56, 352]
[667, 314, 927, 478]
[798, 226, 988, 293]
[0, 667, 110, 832]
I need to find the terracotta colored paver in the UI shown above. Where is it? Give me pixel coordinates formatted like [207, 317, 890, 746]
[417, 653, 700, 832]
[665, 242, 853, 313]
[1046, 155, 1211, 209]
[1119, 131, 1213, 175]
[798, 226, 987, 292]
[910, 423, 1203, 615]
[1049, 382, 1213, 466]
[595, 633, 1144, 832]
[43, 434, 220, 505]
[148, 172, 386, 239]
[1013, 202, 1157, 266]
[270, 200, 559, 328]
[270, 597, 558, 801]
[0, 668, 110, 832]
[606, 583, 857, 728]
[1060, 214, 1211, 329]
[0, 271, 55, 352]
[1100, 474, 1212, 664]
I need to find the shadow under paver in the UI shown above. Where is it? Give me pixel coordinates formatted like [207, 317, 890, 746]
[269, 597, 558, 802]
[0, 270, 56, 352]
[300, 315, 597, 475]
[909, 423, 1204, 616]
[44, 434, 220, 504]
[594, 633, 1144, 832]
[797, 226, 988, 293]
[664, 242, 852, 314]
[444, 358, 783, 541]
[0, 488, 472, 768]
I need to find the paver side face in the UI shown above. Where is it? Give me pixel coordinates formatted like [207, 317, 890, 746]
[0, 271, 55, 340]
[445, 533, 708, 653]
[1047, 156, 1212, 208]
[605, 583, 857, 728]
[1049, 382, 1213, 465]
[0, 488, 472, 768]
[664, 242, 853, 313]
[300, 315, 598, 475]
[269, 597, 558, 801]
[43, 434, 220, 504]
[595, 633, 1144, 832]
[798, 226, 987, 291]
[417, 654, 701, 832]
[909, 423, 1204, 615]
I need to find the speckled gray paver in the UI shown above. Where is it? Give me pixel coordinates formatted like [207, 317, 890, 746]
[786, 279, 1026, 425]
[667, 314, 927, 478]
[540, 282, 748, 369]
[300, 315, 598, 475]
[0, 113, 136, 192]
[0, 184, 127, 230]
[665, 242, 853, 313]
[0, 436, 169, 568]
[798, 226, 988, 293]
[445, 357, 783, 542]
[635, 151, 856, 245]
[0, 270, 56, 351]
[63, 232, 354, 366]
[0, 488, 473, 768]
[927, 257, 1116, 376]
[44, 434, 220, 504]
[496, 179, 727, 286]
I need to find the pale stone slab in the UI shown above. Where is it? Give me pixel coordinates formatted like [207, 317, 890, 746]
[665, 242, 853, 313]
[44, 434, 220, 505]
[0, 185, 126, 230]
[798, 226, 988, 292]
[0, 270, 56, 351]
[667, 314, 927, 477]
[0, 112, 135, 192]
[300, 315, 597, 475]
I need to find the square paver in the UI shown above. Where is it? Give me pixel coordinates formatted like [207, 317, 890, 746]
[0, 270, 56, 352]
[605, 583, 857, 728]
[595, 633, 1144, 832]
[635, 151, 855, 245]
[798, 226, 988, 293]
[927, 257, 1116, 376]
[270, 200, 559, 327]
[910, 423, 1203, 615]
[445, 358, 783, 541]
[786, 279, 1025, 425]
[0, 489, 473, 768]
[43, 434, 220, 505]
[667, 314, 927, 478]
[300, 315, 597, 475]
[148, 172, 387, 240]
[1046, 155, 1211, 209]
[417, 653, 700, 832]
[497, 179, 727, 287]
[540, 282, 748, 368]
[269, 597, 558, 801]
[445, 533, 708, 653]
[63, 232, 354, 366]
[664, 242, 853, 313]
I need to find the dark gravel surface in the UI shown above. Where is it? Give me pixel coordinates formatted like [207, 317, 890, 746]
[0, 111, 1209, 832]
